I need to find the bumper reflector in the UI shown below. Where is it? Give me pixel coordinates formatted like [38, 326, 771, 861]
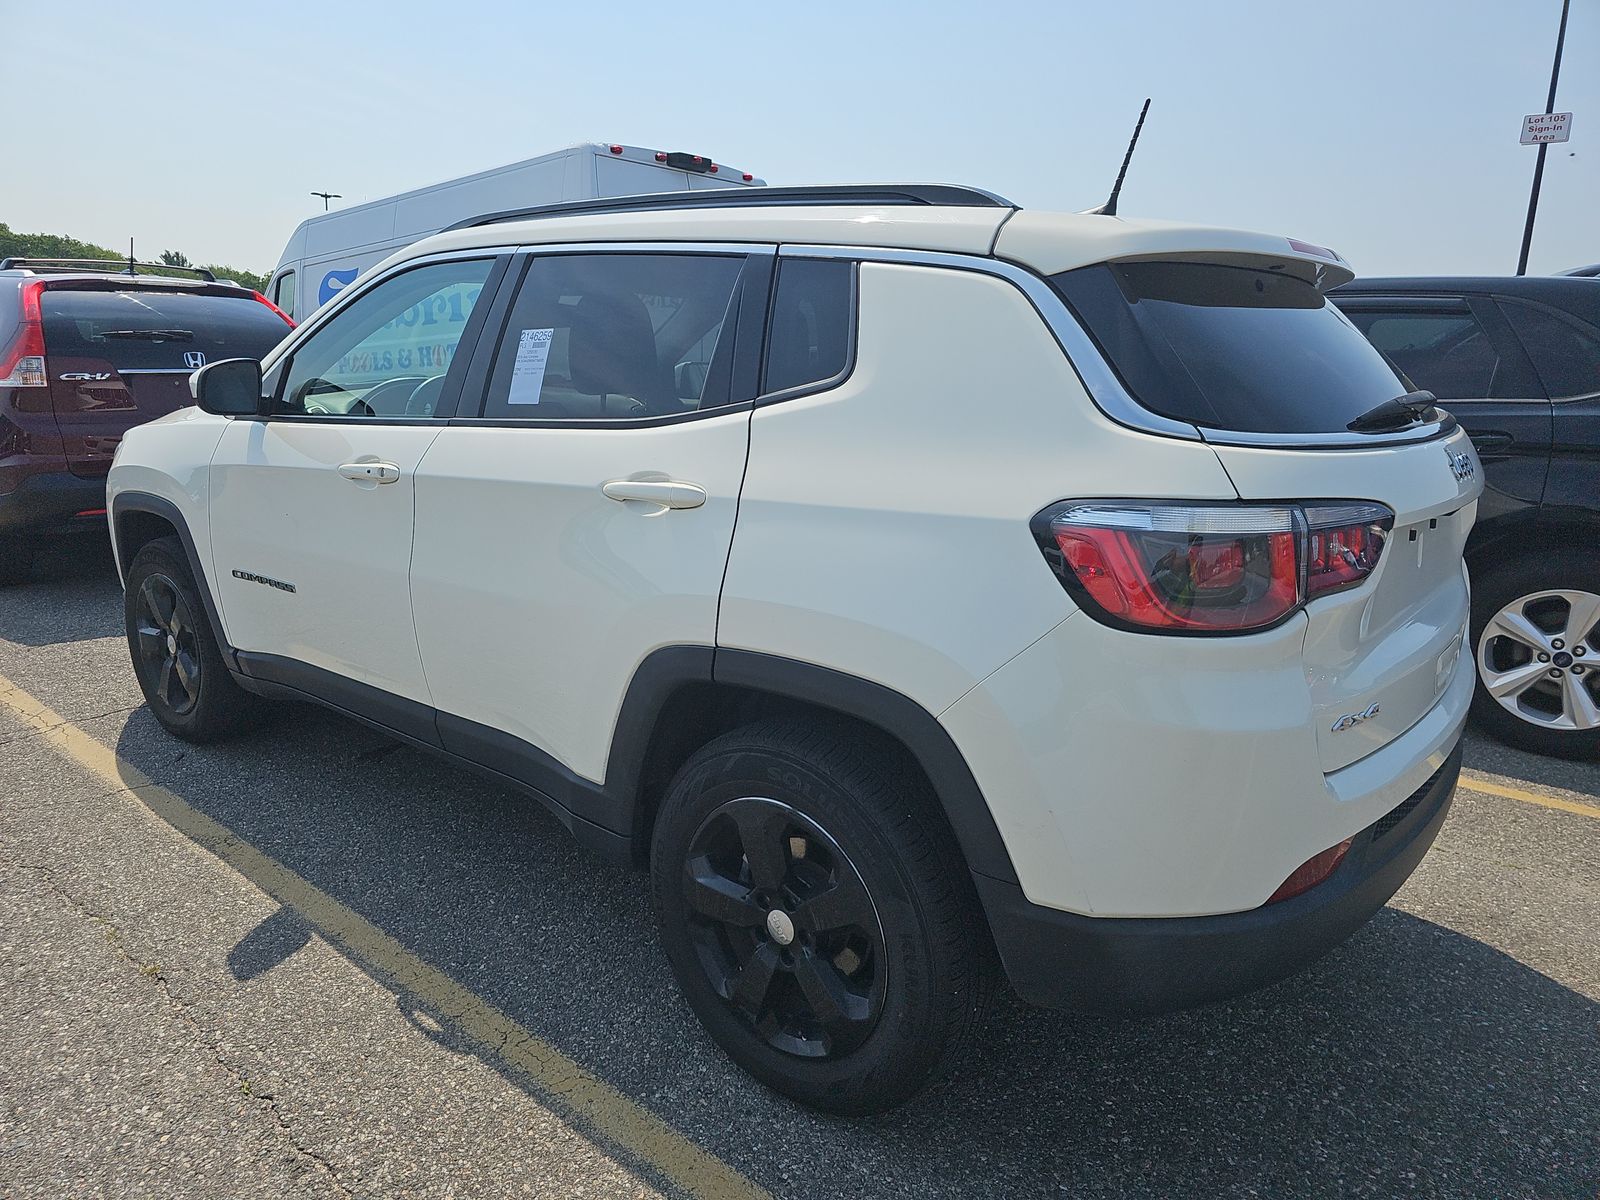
[1266, 838, 1353, 905]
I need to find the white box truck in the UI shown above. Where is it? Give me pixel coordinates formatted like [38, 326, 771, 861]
[265, 142, 765, 320]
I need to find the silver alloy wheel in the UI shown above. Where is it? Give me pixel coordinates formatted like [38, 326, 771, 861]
[1477, 588, 1600, 731]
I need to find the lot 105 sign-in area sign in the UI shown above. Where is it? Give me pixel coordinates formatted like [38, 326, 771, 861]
[1521, 112, 1573, 144]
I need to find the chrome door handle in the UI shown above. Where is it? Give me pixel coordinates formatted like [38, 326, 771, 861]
[601, 479, 707, 510]
[338, 461, 401, 484]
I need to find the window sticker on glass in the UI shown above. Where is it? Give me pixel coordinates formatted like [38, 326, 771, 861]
[507, 327, 555, 405]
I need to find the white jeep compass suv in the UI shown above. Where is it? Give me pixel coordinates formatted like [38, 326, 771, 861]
[107, 185, 1483, 1115]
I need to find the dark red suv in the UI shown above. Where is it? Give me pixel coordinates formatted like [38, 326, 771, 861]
[0, 259, 293, 584]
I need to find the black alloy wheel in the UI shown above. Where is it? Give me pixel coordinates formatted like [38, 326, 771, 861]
[651, 720, 993, 1115]
[132, 573, 203, 717]
[682, 796, 885, 1059]
[123, 536, 255, 742]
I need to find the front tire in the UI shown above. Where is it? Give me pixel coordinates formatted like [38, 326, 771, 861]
[124, 536, 255, 742]
[650, 720, 993, 1115]
[1470, 548, 1600, 759]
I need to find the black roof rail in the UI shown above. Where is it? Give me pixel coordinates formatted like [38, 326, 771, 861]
[442, 184, 1017, 233]
[0, 257, 217, 282]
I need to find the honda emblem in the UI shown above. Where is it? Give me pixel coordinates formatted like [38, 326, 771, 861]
[184, 351, 207, 370]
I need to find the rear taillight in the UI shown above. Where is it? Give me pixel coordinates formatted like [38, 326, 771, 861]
[250, 289, 295, 328]
[1034, 501, 1393, 635]
[0, 280, 48, 387]
[1303, 504, 1389, 600]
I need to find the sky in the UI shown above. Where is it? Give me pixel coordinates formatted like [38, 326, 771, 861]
[3, 0, 1594, 279]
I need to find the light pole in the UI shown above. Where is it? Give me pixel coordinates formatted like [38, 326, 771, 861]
[1516, 0, 1571, 275]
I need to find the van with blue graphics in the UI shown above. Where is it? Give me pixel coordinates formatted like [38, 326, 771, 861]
[264, 143, 764, 324]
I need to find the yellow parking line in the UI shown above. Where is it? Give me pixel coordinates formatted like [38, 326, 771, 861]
[1458, 770, 1600, 821]
[0, 675, 768, 1200]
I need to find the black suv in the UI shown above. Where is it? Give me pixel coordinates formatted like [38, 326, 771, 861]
[1333, 276, 1600, 758]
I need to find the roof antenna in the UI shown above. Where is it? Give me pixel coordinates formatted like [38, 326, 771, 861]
[1086, 98, 1150, 216]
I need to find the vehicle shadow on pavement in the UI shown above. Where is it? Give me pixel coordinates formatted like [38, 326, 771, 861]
[0, 536, 123, 647]
[110, 703, 1598, 1200]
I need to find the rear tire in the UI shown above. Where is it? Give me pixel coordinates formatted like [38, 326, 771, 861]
[124, 536, 255, 742]
[1470, 548, 1600, 759]
[650, 719, 994, 1115]
[0, 535, 35, 586]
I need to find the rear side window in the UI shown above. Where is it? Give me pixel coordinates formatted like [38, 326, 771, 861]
[762, 259, 853, 394]
[480, 253, 744, 420]
[1501, 301, 1600, 400]
[1342, 310, 1508, 400]
[1052, 262, 1405, 434]
[40, 289, 292, 370]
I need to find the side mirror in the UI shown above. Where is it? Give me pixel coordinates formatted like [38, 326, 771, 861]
[191, 358, 267, 416]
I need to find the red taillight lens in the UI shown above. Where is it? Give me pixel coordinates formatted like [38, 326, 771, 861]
[742, 172, 754, 182]
[654, 152, 668, 162]
[1303, 504, 1391, 599]
[609, 144, 624, 154]
[1034, 501, 1393, 635]
[250, 289, 296, 329]
[0, 280, 48, 387]
[1266, 838, 1352, 904]
[1042, 503, 1302, 633]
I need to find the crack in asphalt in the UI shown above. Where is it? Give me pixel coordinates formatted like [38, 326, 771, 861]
[0, 702, 144, 748]
[4, 853, 356, 1199]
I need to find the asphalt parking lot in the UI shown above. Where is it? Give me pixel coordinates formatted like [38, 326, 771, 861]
[1, 537, 1596, 1200]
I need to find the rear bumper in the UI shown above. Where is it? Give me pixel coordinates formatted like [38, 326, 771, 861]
[0, 469, 108, 537]
[976, 740, 1462, 1014]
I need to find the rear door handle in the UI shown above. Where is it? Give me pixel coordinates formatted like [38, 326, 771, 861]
[1462, 430, 1514, 456]
[338, 461, 401, 484]
[601, 479, 707, 510]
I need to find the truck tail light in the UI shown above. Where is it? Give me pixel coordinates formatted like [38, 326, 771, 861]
[1033, 501, 1393, 635]
[0, 280, 48, 387]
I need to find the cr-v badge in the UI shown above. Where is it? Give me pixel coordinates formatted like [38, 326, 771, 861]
[1332, 702, 1380, 733]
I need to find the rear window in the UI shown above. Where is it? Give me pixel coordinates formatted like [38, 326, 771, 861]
[41, 288, 291, 370]
[1051, 262, 1407, 434]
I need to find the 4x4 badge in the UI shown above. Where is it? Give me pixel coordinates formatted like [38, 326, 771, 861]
[1331, 702, 1381, 733]
[1446, 447, 1475, 483]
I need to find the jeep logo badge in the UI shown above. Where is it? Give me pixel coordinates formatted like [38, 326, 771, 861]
[1332, 702, 1381, 733]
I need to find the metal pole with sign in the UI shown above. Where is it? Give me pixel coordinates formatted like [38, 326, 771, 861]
[1516, 0, 1572, 276]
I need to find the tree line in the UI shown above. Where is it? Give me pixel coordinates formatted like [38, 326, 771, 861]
[0, 223, 268, 291]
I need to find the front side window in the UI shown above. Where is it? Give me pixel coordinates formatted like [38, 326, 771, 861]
[1344, 310, 1506, 401]
[1053, 262, 1407, 434]
[278, 258, 493, 418]
[480, 253, 744, 420]
[271, 270, 296, 320]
